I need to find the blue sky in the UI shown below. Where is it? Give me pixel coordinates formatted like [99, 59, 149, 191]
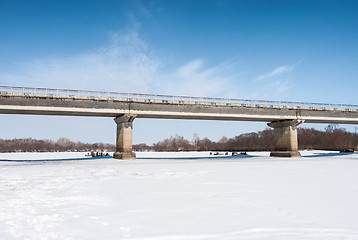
[1, 0, 357, 144]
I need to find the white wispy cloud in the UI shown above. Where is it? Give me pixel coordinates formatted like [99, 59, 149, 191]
[251, 64, 297, 97]
[1, 27, 296, 100]
[256, 65, 294, 81]
[158, 59, 238, 97]
[0, 30, 240, 98]
[1, 30, 161, 93]
[267, 80, 293, 95]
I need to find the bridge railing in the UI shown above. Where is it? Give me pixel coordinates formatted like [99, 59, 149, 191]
[1, 85, 357, 110]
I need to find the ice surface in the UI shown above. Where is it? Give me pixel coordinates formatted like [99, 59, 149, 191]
[1, 151, 358, 239]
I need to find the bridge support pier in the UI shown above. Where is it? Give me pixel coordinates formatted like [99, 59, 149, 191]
[268, 120, 304, 157]
[113, 114, 136, 160]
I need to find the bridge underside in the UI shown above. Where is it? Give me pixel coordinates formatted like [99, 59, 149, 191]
[1, 93, 358, 159]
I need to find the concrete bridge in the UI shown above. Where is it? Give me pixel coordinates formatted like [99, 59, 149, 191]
[1, 86, 358, 159]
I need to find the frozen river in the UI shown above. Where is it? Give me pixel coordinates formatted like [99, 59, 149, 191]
[0, 151, 358, 239]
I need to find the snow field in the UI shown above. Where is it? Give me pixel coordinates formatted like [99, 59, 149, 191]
[0, 151, 358, 239]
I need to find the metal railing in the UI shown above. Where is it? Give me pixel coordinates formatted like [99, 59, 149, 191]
[1, 85, 357, 110]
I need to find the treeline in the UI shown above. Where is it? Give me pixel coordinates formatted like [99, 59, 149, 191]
[136, 128, 274, 152]
[298, 125, 358, 151]
[133, 125, 358, 152]
[0, 137, 115, 153]
[1, 125, 357, 153]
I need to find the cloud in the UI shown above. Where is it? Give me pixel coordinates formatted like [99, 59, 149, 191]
[267, 80, 293, 95]
[0, 30, 239, 98]
[250, 64, 297, 97]
[157, 59, 238, 97]
[256, 65, 294, 81]
[1, 27, 297, 100]
[131, 0, 161, 18]
[0, 30, 161, 93]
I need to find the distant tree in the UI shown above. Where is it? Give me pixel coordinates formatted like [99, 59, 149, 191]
[324, 124, 339, 133]
[133, 143, 151, 151]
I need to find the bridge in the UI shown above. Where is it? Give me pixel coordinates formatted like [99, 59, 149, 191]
[1, 86, 358, 158]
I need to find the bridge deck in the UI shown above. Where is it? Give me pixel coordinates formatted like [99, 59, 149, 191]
[1, 86, 358, 124]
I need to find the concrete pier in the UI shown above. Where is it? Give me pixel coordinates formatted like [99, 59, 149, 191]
[268, 120, 304, 157]
[113, 114, 136, 160]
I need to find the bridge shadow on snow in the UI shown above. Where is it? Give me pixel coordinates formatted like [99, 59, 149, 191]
[0, 155, 113, 162]
[0, 154, 255, 162]
[1, 152, 355, 162]
[303, 152, 357, 158]
[136, 154, 256, 160]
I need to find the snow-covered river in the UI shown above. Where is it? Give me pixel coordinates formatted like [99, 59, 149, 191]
[1, 151, 357, 239]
